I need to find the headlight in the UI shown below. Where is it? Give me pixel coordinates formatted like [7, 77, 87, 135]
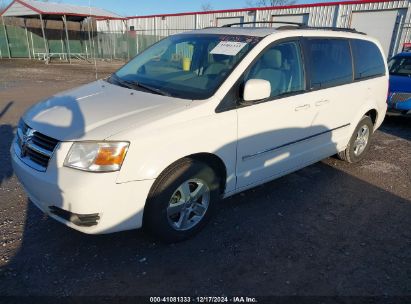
[64, 142, 129, 172]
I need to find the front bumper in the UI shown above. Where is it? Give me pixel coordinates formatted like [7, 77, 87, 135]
[11, 139, 155, 234]
[387, 108, 411, 116]
[387, 95, 411, 116]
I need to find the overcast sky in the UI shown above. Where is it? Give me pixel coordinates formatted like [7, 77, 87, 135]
[1, 0, 342, 17]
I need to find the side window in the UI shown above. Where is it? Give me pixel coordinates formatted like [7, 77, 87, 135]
[351, 39, 386, 80]
[306, 39, 353, 89]
[245, 41, 304, 99]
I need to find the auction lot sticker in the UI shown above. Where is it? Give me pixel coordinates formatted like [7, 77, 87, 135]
[210, 41, 247, 56]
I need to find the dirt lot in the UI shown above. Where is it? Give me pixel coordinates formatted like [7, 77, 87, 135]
[0, 59, 410, 298]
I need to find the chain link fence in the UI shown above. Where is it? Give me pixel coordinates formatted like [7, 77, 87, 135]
[0, 18, 194, 63]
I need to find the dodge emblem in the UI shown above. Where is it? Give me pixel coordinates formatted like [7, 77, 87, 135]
[20, 128, 35, 157]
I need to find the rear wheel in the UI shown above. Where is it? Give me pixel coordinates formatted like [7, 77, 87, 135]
[338, 116, 374, 163]
[143, 158, 220, 242]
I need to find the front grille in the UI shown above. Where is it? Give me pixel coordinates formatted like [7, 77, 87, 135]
[31, 132, 58, 151]
[15, 122, 59, 171]
[25, 147, 50, 167]
[391, 92, 411, 103]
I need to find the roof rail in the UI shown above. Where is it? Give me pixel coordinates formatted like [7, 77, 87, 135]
[221, 21, 366, 35]
[221, 21, 304, 27]
[300, 26, 366, 35]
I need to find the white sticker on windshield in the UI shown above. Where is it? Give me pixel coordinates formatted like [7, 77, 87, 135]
[210, 41, 247, 56]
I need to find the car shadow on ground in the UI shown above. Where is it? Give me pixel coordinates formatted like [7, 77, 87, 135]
[0, 126, 15, 188]
[380, 115, 411, 141]
[0, 101, 16, 188]
[1, 160, 410, 296]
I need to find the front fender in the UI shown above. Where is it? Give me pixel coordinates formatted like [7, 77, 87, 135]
[112, 110, 238, 194]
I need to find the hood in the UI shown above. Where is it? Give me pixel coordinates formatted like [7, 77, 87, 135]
[23, 80, 191, 141]
[389, 75, 411, 94]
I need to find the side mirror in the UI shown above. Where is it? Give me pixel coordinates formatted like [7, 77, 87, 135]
[243, 79, 271, 102]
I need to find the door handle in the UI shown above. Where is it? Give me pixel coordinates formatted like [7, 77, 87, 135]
[295, 104, 310, 111]
[315, 99, 330, 106]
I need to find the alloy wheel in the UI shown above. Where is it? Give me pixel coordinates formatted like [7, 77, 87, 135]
[167, 178, 210, 231]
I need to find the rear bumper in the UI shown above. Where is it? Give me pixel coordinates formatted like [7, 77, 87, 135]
[11, 139, 155, 234]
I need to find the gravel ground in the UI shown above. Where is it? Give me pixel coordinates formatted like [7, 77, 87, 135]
[0, 59, 410, 298]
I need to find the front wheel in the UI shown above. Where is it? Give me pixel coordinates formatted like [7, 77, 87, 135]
[338, 116, 374, 163]
[143, 158, 220, 242]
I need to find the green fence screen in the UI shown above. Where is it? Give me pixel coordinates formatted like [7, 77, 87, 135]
[0, 25, 183, 61]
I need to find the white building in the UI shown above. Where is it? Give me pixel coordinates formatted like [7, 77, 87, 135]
[97, 0, 411, 58]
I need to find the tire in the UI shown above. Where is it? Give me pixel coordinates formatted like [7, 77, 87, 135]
[143, 158, 220, 242]
[338, 116, 374, 163]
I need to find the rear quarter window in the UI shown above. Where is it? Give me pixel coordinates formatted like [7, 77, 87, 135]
[351, 39, 386, 80]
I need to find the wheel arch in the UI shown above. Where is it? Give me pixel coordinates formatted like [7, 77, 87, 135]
[351, 103, 382, 136]
[146, 152, 228, 197]
[364, 108, 378, 126]
[187, 152, 228, 194]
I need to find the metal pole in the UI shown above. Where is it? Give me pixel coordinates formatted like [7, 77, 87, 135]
[39, 14, 49, 63]
[1, 16, 11, 58]
[62, 15, 71, 63]
[60, 32, 64, 60]
[24, 19, 31, 59]
[82, 21, 89, 59]
[96, 24, 101, 59]
[113, 29, 116, 59]
[87, 18, 92, 59]
[136, 25, 140, 55]
[124, 19, 129, 61]
[30, 31, 35, 58]
[90, 17, 98, 80]
[60, 20, 64, 60]
[154, 17, 157, 40]
[107, 20, 113, 60]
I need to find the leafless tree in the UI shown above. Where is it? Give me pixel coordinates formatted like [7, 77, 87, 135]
[201, 2, 214, 11]
[247, 0, 297, 7]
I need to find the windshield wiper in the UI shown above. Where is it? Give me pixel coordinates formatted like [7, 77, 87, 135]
[130, 81, 172, 97]
[109, 74, 171, 97]
[108, 74, 133, 89]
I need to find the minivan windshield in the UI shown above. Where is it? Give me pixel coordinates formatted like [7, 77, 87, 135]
[111, 34, 261, 99]
[388, 56, 411, 77]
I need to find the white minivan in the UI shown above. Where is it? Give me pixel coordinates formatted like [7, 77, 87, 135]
[12, 24, 388, 241]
